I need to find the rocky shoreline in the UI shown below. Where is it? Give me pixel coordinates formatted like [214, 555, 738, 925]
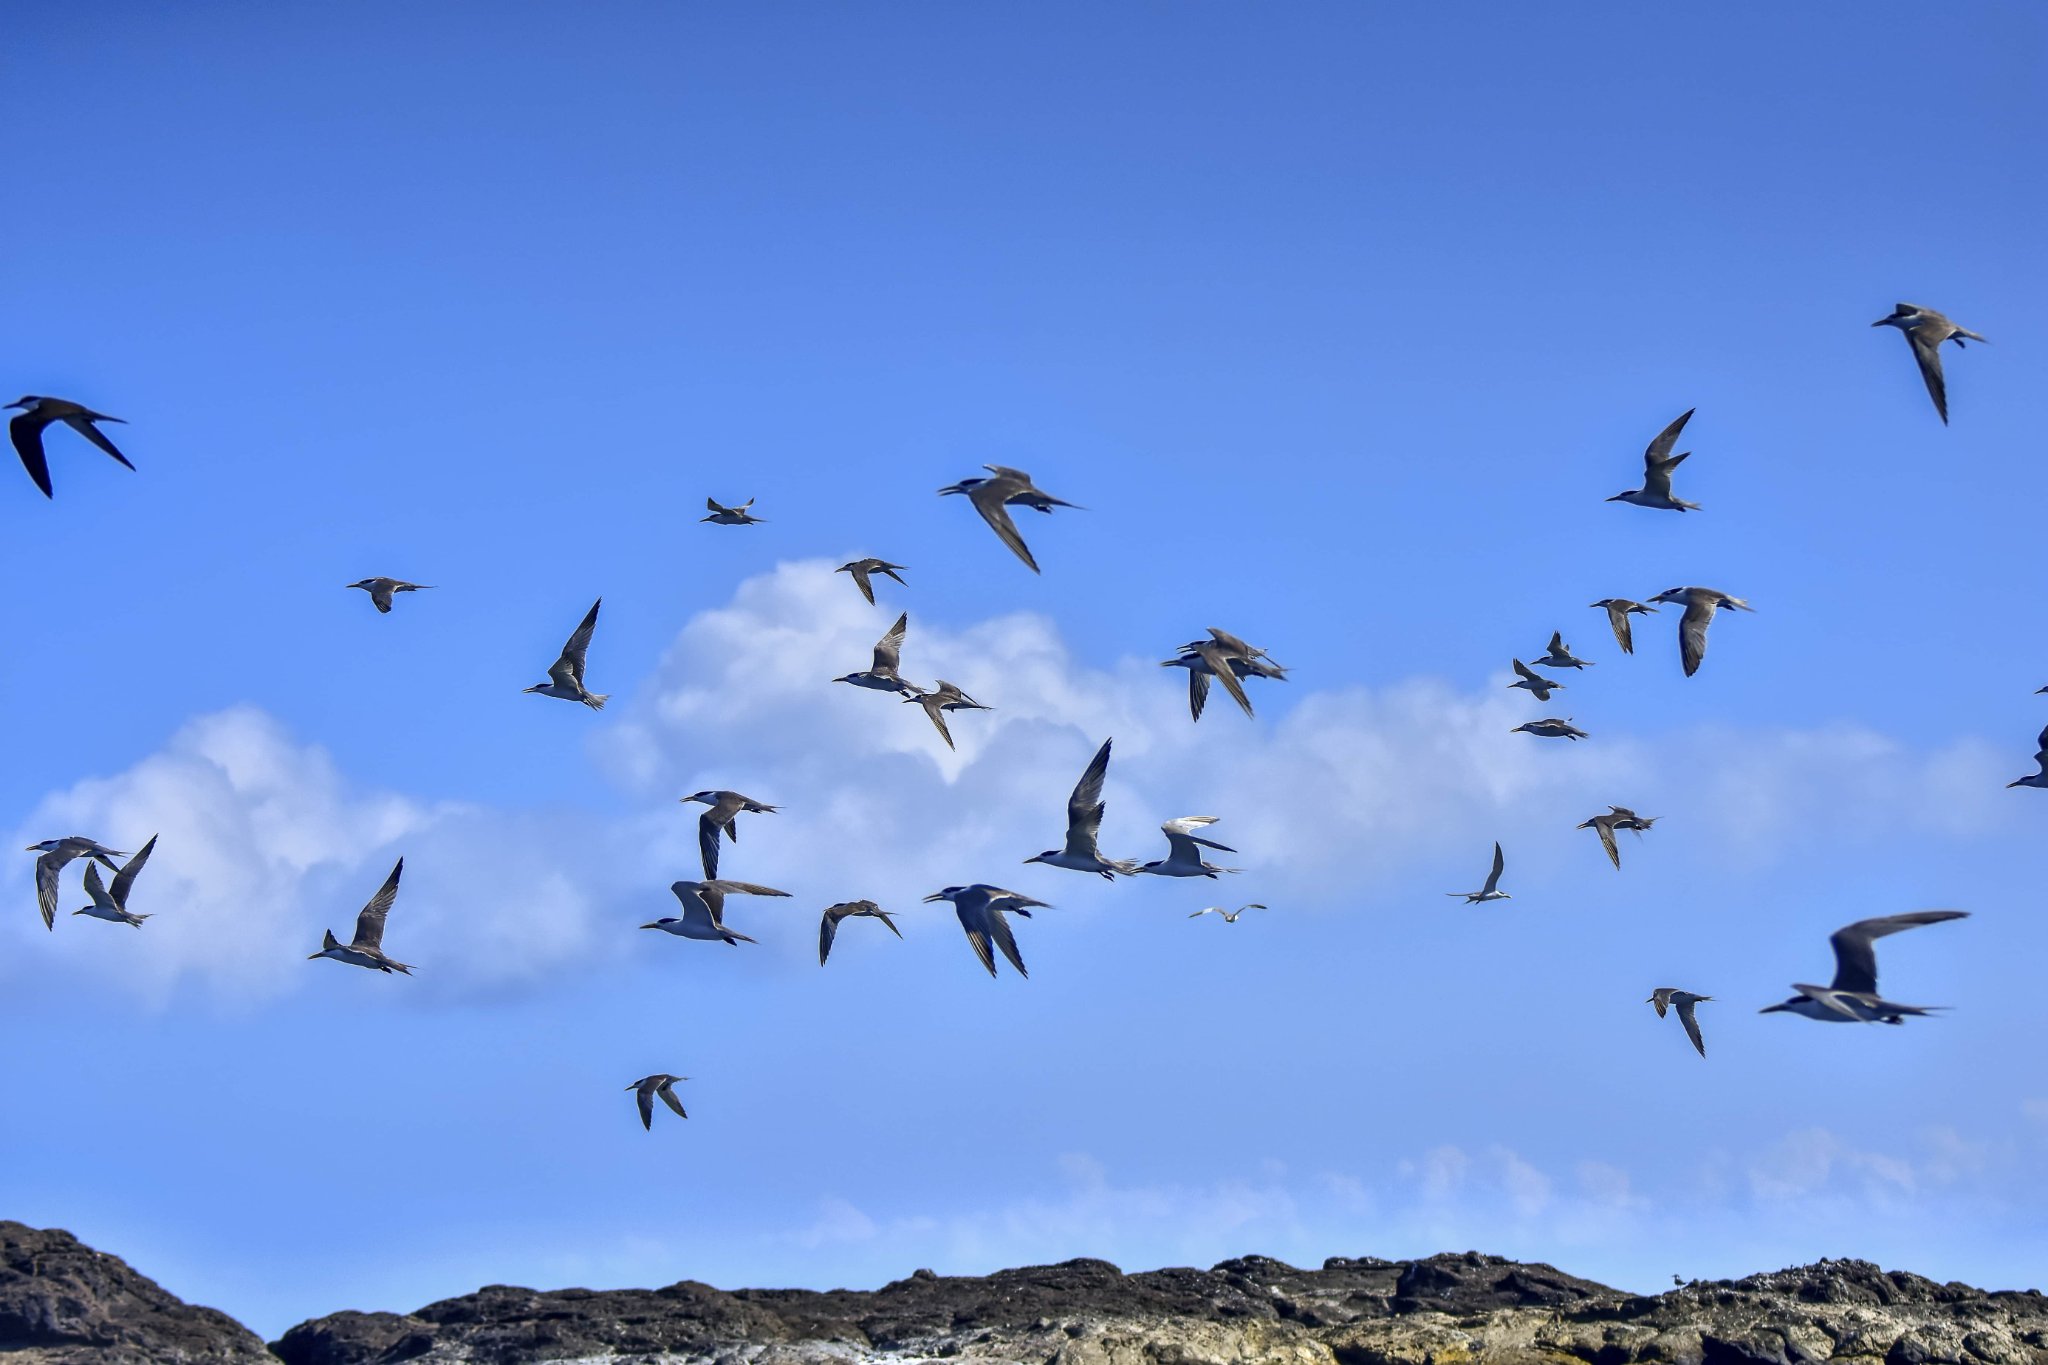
[2, 1220, 2041, 1364]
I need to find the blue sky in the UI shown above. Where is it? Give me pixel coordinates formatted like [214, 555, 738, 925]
[4, 1, 2044, 1340]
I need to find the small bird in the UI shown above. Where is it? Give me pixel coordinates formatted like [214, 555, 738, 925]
[1646, 988, 1712, 1057]
[6, 396, 134, 499]
[1606, 409, 1701, 511]
[1509, 658, 1565, 702]
[2007, 724, 2048, 789]
[645, 880, 791, 945]
[626, 1074, 689, 1129]
[1761, 910, 1967, 1024]
[1590, 599, 1658, 655]
[346, 578, 432, 614]
[833, 612, 918, 694]
[308, 859, 413, 974]
[818, 899, 902, 965]
[73, 835, 158, 928]
[523, 598, 608, 708]
[1511, 718, 1588, 741]
[1189, 903, 1266, 922]
[702, 497, 764, 525]
[1136, 816, 1240, 878]
[1446, 842, 1510, 903]
[902, 680, 991, 749]
[940, 465, 1078, 573]
[1025, 738, 1139, 879]
[1162, 628, 1287, 721]
[27, 837, 125, 931]
[1647, 586, 1754, 677]
[1871, 303, 1986, 424]
[1576, 807, 1652, 870]
[923, 884, 1048, 978]
[1534, 631, 1592, 670]
[679, 790, 780, 880]
[836, 558, 908, 605]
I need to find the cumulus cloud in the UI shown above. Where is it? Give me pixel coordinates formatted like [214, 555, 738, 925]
[4, 560, 2016, 1005]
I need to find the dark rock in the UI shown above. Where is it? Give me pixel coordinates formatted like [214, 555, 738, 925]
[0, 1221, 272, 1363]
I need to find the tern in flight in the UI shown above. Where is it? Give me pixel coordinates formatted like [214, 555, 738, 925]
[679, 790, 780, 880]
[924, 884, 1047, 978]
[939, 465, 1078, 573]
[836, 558, 908, 605]
[1136, 817, 1240, 878]
[1646, 988, 1712, 1058]
[903, 680, 991, 749]
[1647, 586, 1754, 678]
[702, 497, 764, 525]
[1162, 628, 1287, 721]
[1024, 738, 1139, 879]
[834, 612, 918, 694]
[644, 880, 790, 945]
[627, 1074, 689, 1129]
[1606, 409, 1701, 511]
[308, 859, 413, 974]
[523, 598, 608, 709]
[1509, 659, 1565, 702]
[1511, 718, 1588, 741]
[27, 837, 125, 931]
[74, 835, 158, 928]
[817, 899, 902, 965]
[1872, 303, 1985, 424]
[1446, 842, 1510, 903]
[1534, 631, 1592, 670]
[1590, 599, 1657, 655]
[1760, 910, 1967, 1024]
[6, 396, 133, 499]
[1189, 903, 1266, 922]
[347, 578, 432, 614]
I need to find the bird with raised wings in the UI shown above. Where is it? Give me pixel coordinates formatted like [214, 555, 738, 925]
[1024, 738, 1139, 879]
[834, 612, 917, 694]
[645, 880, 790, 945]
[1761, 910, 1967, 1024]
[1606, 409, 1701, 511]
[74, 835, 158, 928]
[1446, 842, 1509, 903]
[701, 497, 764, 525]
[1534, 631, 1592, 670]
[1509, 658, 1565, 702]
[1135, 816, 1240, 878]
[523, 598, 608, 708]
[308, 859, 413, 974]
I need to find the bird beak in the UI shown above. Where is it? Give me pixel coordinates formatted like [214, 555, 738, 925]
[921, 893, 945, 902]
[1870, 318, 1889, 327]
[639, 922, 660, 929]
[2, 401, 23, 411]
[1758, 1002, 1787, 1014]
[306, 951, 323, 959]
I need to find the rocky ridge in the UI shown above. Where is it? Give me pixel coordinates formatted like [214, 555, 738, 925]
[2, 1221, 2042, 1364]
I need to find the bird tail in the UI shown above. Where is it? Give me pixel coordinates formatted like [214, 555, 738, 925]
[1108, 859, 1142, 877]
[127, 913, 152, 927]
[582, 692, 609, 711]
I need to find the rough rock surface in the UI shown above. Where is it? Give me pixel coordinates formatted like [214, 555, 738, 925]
[5, 1221, 2044, 1363]
[0, 1220, 274, 1363]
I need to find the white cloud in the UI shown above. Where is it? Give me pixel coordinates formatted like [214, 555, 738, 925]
[5, 560, 2017, 1005]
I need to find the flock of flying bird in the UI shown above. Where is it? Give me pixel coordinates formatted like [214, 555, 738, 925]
[7, 299, 2000, 1123]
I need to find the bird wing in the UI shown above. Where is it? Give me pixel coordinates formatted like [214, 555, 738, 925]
[1640, 450, 1684, 499]
[657, 1079, 688, 1119]
[872, 613, 908, 673]
[1195, 642, 1254, 716]
[1790, 983, 1867, 1020]
[818, 906, 841, 964]
[871, 907, 902, 937]
[1907, 327, 1949, 423]
[352, 859, 403, 949]
[956, 902, 999, 977]
[847, 564, 876, 604]
[966, 478, 1040, 573]
[1648, 990, 1670, 1018]
[65, 415, 134, 469]
[672, 886, 719, 933]
[82, 862, 116, 911]
[915, 693, 954, 748]
[551, 599, 602, 689]
[34, 852, 64, 929]
[1676, 998, 1706, 1057]
[1205, 627, 1259, 658]
[697, 810, 722, 879]
[1602, 602, 1636, 655]
[705, 497, 728, 514]
[702, 880, 791, 898]
[1643, 408, 1695, 466]
[1480, 841, 1504, 896]
[1547, 631, 1565, 656]
[1511, 658, 1540, 685]
[988, 909, 1029, 977]
[1066, 739, 1114, 848]
[1188, 668, 1210, 721]
[372, 584, 395, 612]
[10, 413, 53, 498]
[636, 1082, 656, 1129]
[109, 835, 157, 907]
[1595, 818, 1620, 870]
[1828, 910, 1967, 995]
[1677, 599, 1715, 677]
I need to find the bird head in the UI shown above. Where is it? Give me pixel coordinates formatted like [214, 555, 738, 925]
[5, 396, 40, 410]
[831, 674, 860, 686]
[521, 683, 546, 694]
[922, 888, 962, 903]
[679, 792, 716, 806]
[641, 918, 677, 930]
[1023, 851, 1059, 866]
